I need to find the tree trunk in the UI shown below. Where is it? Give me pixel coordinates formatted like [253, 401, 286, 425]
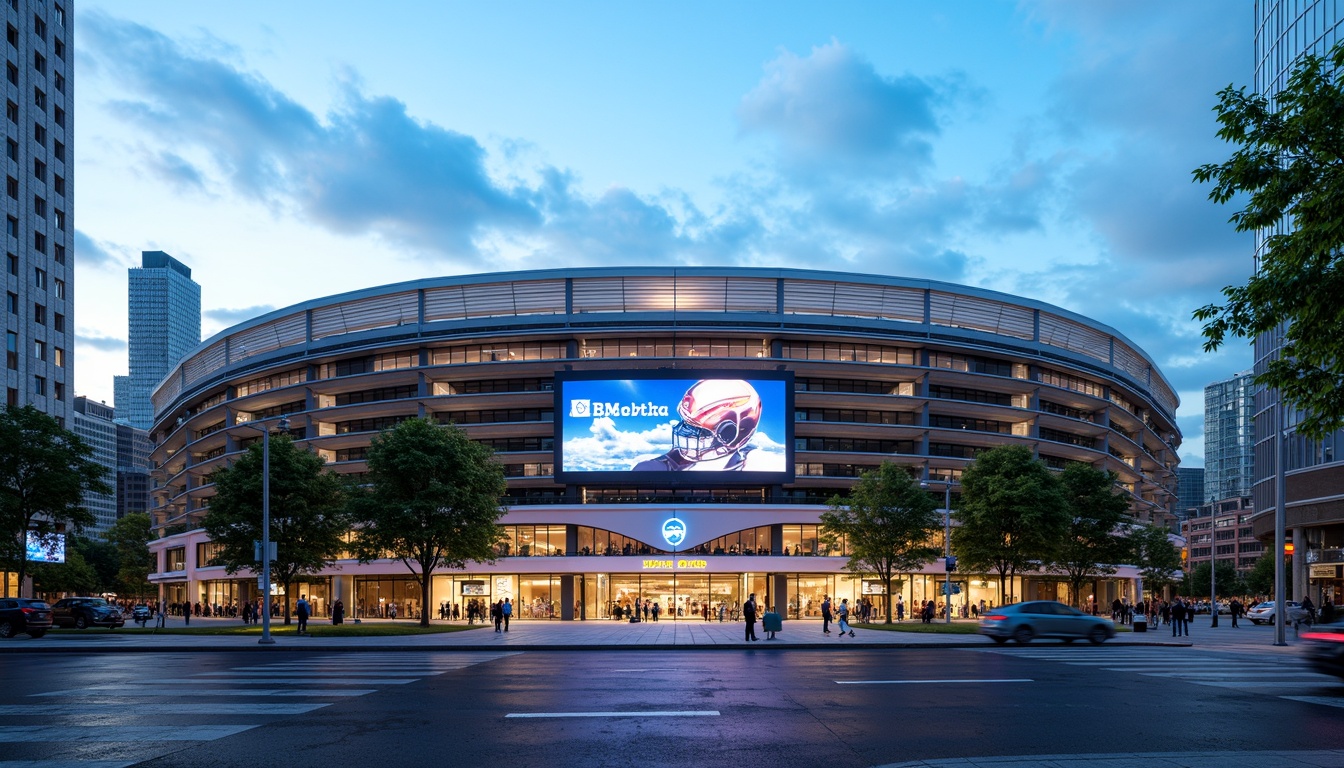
[419, 562, 432, 629]
[884, 576, 893, 624]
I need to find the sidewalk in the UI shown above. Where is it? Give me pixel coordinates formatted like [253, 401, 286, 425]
[6, 613, 1310, 654]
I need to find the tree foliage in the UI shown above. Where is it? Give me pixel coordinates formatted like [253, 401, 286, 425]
[0, 406, 111, 597]
[951, 445, 1069, 603]
[1181, 560, 1246, 599]
[1049, 464, 1134, 608]
[108, 512, 156, 599]
[348, 418, 507, 627]
[1192, 40, 1344, 439]
[1244, 552, 1288, 598]
[1129, 525, 1183, 595]
[820, 462, 943, 623]
[30, 543, 99, 596]
[202, 433, 348, 624]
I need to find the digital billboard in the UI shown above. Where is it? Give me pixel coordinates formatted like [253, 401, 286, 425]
[555, 370, 793, 485]
[26, 531, 66, 564]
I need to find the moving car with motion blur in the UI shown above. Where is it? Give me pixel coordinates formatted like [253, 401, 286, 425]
[0, 598, 52, 638]
[50, 597, 125, 629]
[978, 600, 1116, 645]
[1302, 619, 1344, 681]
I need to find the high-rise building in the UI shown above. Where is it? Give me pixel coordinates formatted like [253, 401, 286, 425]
[1250, 3, 1344, 604]
[1176, 467, 1205, 519]
[1204, 370, 1255, 503]
[114, 250, 200, 429]
[3, 1, 74, 425]
[116, 420, 152, 521]
[72, 395, 117, 535]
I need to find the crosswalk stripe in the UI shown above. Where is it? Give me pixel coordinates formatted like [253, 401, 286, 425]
[0, 703, 329, 715]
[1135, 672, 1329, 679]
[192, 671, 445, 678]
[36, 688, 378, 698]
[1281, 696, 1344, 708]
[76, 678, 418, 686]
[0, 725, 258, 742]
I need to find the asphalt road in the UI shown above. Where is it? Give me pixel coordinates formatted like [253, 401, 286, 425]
[1, 646, 1342, 768]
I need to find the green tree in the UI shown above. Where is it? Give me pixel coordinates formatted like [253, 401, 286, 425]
[74, 536, 119, 595]
[1182, 560, 1246, 599]
[0, 406, 111, 597]
[1129, 525, 1183, 597]
[30, 544, 99, 596]
[1049, 464, 1134, 608]
[202, 433, 349, 624]
[819, 462, 943, 624]
[349, 418, 507, 627]
[1244, 552, 1288, 598]
[951, 445, 1068, 603]
[108, 512, 156, 600]
[1192, 40, 1344, 439]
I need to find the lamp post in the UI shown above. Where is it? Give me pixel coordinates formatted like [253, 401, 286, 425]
[1274, 398, 1287, 647]
[259, 415, 290, 646]
[922, 479, 956, 624]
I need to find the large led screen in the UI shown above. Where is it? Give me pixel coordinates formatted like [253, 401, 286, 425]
[555, 370, 794, 485]
[26, 531, 65, 564]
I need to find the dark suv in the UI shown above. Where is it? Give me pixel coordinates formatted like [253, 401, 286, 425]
[0, 598, 53, 638]
[50, 597, 125, 629]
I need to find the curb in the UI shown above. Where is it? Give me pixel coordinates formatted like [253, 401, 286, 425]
[0, 639, 1195, 654]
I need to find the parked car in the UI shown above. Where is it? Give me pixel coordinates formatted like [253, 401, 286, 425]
[131, 604, 152, 626]
[0, 598, 53, 638]
[1245, 600, 1310, 625]
[978, 601, 1116, 645]
[1302, 620, 1344, 681]
[50, 597, 125, 629]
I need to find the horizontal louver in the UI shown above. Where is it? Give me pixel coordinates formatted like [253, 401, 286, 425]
[229, 313, 306, 363]
[311, 291, 418, 340]
[1039, 313, 1110, 362]
[929, 292, 1033, 339]
[182, 341, 227, 388]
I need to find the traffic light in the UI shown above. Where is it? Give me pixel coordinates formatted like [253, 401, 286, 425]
[945, 555, 958, 572]
[1285, 542, 1295, 556]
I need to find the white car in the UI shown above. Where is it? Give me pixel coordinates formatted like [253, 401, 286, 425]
[1246, 601, 1309, 625]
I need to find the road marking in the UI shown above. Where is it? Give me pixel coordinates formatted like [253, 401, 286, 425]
[835, 679, 1033, 685]
[506, 711, 720, 718]
[74, 678, 419, 686]
[0, 703, 329, 715]
[0, 724, 258, 742]
[193, 671, 444, 678]
[1282, 696, 1344, 708]
[36, 688, 377, 698]
[1134, 671, 1328, 679]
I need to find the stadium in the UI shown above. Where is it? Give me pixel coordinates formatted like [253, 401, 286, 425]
[146, 267, 1181, 621]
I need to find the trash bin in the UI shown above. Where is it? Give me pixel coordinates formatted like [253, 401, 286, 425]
[762, 611, 782, 639]
[1132, 616, 1147, 633]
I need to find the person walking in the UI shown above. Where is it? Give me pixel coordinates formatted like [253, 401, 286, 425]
[491, 600, 504, 632]
[821, 595, 833, 636]
[296, 595, 311, 635]
[333, 599, 345, 625]
[502, 598, 512, 632]
[1229, 598, 1242, 628]
[837, 598, 854, 637]
[651, 602, 661, 622]
[743, 593, 759, 641]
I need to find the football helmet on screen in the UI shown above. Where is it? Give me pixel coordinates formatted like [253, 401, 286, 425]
[671, 379, 762, 461]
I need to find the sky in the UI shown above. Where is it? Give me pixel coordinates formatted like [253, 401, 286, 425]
[71, 1, 1257, 467]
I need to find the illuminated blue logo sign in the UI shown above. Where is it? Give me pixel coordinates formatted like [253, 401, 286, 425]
[661, 517, 687, 548]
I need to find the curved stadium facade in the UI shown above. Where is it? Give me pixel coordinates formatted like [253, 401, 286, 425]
[146, 268, 1181, 621]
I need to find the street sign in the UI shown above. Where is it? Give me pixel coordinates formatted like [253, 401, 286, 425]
[942, 583, 961, 595]
[254, 541, 277, 562]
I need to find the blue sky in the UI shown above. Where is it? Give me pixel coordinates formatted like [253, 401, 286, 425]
[72, 1, 1256, 466]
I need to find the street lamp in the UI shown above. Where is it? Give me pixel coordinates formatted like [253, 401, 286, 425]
[258, 415, 290, 646]
[921, 478, 956, 624]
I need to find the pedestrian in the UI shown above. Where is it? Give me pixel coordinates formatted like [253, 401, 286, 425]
[651, 602, 660, 622]
[743, 593, 759, 641]
[1229, 598, 1242, 628]
[1171, 598, 1188, 637]
[502, 597, 512, 632]
[896, 597, 905, 622]
[837, 598, 854, 637]
[1320, 599, 1336, 625]
[643, 602, 650, 622]
[1302, 595, 1317, 624]
[821, 595, 833, 636]
[492, 600, 503, 632]
[333, 599, 345, 625]
[296, 594, 311, 634]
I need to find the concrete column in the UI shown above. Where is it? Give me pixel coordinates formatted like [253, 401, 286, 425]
[560, 575, 576, 621]
[1293, 527, 1307, 602]
[770, 573, 789, 617]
